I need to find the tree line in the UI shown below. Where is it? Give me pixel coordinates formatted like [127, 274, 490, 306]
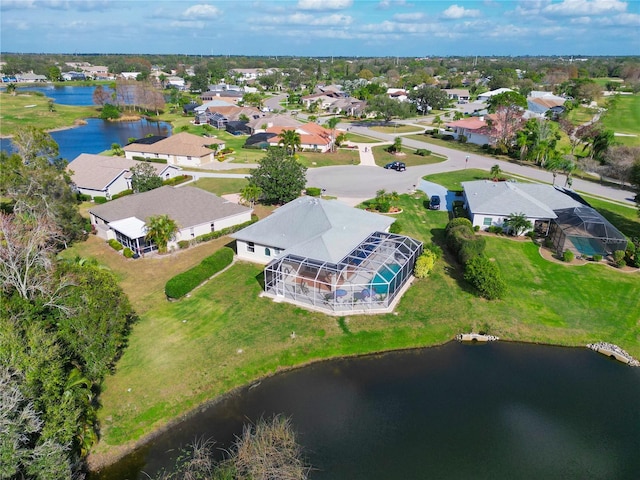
[0, 127, 137, 479]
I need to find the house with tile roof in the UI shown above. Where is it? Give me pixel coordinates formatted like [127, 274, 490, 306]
[90, 186, 252, 254]
[123, 132, 225, 167]
[265, 123, 333, 152]
[445, 116, 495, 145]
[67, 154, 181, 199]
[231, 197, 422, 314]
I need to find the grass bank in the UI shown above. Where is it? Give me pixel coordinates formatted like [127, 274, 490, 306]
[66, 187, 640, 469]
[0, 91, 97, 137]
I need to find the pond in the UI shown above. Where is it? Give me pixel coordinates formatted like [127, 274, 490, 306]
[91, 342, 640, 480]
[1, 118, 172, 162]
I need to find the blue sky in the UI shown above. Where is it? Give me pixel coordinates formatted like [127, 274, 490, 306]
[1, 0, 639, 56]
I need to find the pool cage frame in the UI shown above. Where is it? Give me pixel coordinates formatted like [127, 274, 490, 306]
[263, 232, 423, 314]
[548, 206, 627, 257]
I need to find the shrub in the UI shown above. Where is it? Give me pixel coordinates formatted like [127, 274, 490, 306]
[111, 189, 133, 200]
[165, 247, 235, 299]
[414, 251, 436, 278]
[563, 250, 574, 262]
[94, 196, 108, 204]
[305, 187, 322, 197]
[178, 240, 190, 249]
[108, 239, 123, 251]
[446, 217, 473, 233]
[613, 249, 626, 268]
[464, 256, 506, 300]
[123, 247, 134, 258]
[389, 221, 402, 234]
[592, 254, 603, 262]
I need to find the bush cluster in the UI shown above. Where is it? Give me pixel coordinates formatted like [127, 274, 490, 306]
[108, 239, 123, 251]
[165, 247, 234, 299]
[445, 218, 505, 300]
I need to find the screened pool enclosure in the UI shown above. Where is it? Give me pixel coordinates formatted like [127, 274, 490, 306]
[263, 232, 423, 314]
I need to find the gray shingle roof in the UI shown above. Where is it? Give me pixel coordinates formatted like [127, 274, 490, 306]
[462, 180, 582, 218]
[231, 197, 394, 263]
[89, 186, 251, 228]
[68, 154, 177, 191]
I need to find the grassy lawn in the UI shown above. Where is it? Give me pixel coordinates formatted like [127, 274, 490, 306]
[191, 177, 249, 196]
[345, 132, 379, 143]
[369, 124, 425, 134]
[0, 91, 98, 136]
[75, 190, 639, 461]
[373, 145, 446, 168]
[601, 94, 640, 146]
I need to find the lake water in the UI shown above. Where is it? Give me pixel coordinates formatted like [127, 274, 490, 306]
[1, 118, 172, 162]
[91, 342, 640, 480]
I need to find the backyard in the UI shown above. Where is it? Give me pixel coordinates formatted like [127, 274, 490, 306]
[66, 185, 640, 467]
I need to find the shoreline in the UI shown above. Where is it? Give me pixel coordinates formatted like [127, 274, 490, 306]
[86, 337, 637, 473]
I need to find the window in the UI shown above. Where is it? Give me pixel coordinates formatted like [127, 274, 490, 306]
[265, 247, 271, 256]
[247, 242, 255, 253]
[483, 217, 492, 226]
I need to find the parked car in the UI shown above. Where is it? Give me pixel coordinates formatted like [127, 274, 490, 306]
[384, 161, 406, 172]
[429, 195, 441, 210]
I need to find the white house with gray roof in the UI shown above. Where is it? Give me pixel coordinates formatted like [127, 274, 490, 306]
[68, 154, 181, 199]
[231, 197, 423, 315]
[90, 186, 252, 254]
[462, 180, 582, 234]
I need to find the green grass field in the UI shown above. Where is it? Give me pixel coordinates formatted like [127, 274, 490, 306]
[65, 185, 639, 463]
[0, 91, 97, 136]
[601, 94, 640, 146]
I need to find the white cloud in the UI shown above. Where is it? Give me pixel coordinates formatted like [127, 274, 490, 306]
[297, 0, 352, 11]
[183, 4, 222, 19]
[251, 13, 352, 26]
[442, 5, 480, 19]
[393, 12, 426, 22]
[542, 0, 627, 16]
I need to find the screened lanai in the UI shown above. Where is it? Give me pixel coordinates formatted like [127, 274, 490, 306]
[549, 206, 627, 257]
[263, 232, 423, 314]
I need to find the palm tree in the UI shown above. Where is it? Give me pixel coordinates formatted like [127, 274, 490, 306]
[240, 184, 262, 208]
[503, 212, 533, 236]
[326, 117, 340, 153]
[490, 164, 502, 181]
[278, 129, 301, 156]
[145, 214, 179, 254]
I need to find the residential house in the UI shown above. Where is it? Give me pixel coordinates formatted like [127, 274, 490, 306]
[123, 132, 225, 167]
[444, 88, 471, 102]
[477, 88, 514, 102]
[231, 197, 422, 314]
[67, 154, 181, 199]
[265, 123, 333, 152]
[461, 180, 583, 235]
[90, 186, 252, 254]
[445, 116, 494, 145]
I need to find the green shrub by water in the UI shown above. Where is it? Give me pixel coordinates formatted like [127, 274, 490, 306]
[165, 247, 234, 299]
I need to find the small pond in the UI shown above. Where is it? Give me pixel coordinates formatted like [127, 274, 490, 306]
[91, 342, 640, 480]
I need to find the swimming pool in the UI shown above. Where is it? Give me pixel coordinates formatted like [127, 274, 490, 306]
[370, 263, 401, 294]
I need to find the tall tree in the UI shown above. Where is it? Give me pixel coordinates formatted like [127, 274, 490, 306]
[248, 148, 307, 205]
[130, 161, 163, 193]
[278, 129, 302, 156]
[145, 215, 179, 253]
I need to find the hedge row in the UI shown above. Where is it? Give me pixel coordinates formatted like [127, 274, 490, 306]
[165, 247, 234, 299]
[445, 218, 505, 300]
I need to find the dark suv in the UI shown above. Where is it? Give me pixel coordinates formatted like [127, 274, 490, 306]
[429, 195, 441, 210]
[384, 161, 406, 172]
